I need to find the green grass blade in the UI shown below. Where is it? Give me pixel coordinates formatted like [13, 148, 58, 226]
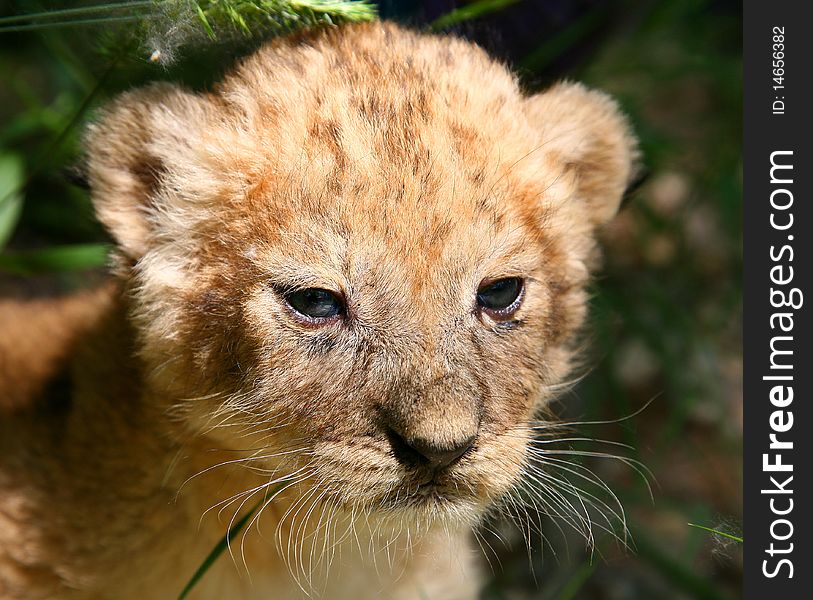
[0, 1, 154, 27]
[0, 15, 153, 34]
[520, 4, 609, 73]
[687, 523, 743, 543]
[0, 154, 24, 250]
[554, 562, 597, 600]
[430, 0, 521, 31]
[195, 3, 217, 40]
[288, 0, 377, 20]
[177, 478, 290, 599]
[0, 244, 111, 274]
[176, 494, 267, 600]
[631, 527, 736, 600]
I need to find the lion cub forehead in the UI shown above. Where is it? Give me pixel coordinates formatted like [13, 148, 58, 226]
[210, 27, 551, 253]
[207, 23, 536, 197]
[203, 26, 548, 280]
[223, 21, 522, 126]
[241, 193, 539, 293]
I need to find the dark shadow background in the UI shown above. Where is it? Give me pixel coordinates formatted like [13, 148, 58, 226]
[0, 1, 742, 598]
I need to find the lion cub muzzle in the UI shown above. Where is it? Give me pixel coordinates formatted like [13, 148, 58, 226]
[379, 372, 481, 472]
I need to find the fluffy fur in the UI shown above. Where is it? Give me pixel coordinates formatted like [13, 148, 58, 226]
[0, 22, 637, 599]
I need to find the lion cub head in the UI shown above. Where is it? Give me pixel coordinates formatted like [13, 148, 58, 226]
[85, 23, 636, 525]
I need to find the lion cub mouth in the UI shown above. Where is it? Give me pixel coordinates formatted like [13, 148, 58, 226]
[375, 456, 480, 512]
[380, 479, 471, 511]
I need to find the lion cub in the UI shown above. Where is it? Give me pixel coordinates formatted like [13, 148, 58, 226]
[0, 22, 637, 600]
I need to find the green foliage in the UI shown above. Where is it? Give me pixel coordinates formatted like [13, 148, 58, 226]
[0, 154, 24, 250]
[0, 2, 155, 33]
[193, 0, 378, 37]
[0, 1, 377, 64]
[145, 0, 378, 65]
[0, 243, 111, 274]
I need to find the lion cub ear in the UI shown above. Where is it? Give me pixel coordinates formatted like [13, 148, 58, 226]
[524, 82, 639, 226]
[84, 82, 210, 260]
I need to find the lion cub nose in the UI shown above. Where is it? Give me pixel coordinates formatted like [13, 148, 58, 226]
[387, 428, 476, 470]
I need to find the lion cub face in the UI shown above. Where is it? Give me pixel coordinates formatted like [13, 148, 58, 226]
[85, 24, 636, 524]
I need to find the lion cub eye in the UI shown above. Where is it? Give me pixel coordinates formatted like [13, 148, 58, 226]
[476, 277, 524, 318]
[284, 288, 344, 321]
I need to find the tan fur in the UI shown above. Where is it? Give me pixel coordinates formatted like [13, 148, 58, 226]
[0, 22, 637, 599]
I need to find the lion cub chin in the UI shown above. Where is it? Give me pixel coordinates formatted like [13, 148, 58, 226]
[0, 21, 636, 600]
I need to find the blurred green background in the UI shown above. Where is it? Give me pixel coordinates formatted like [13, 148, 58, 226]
[0, 1, 742, 598]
